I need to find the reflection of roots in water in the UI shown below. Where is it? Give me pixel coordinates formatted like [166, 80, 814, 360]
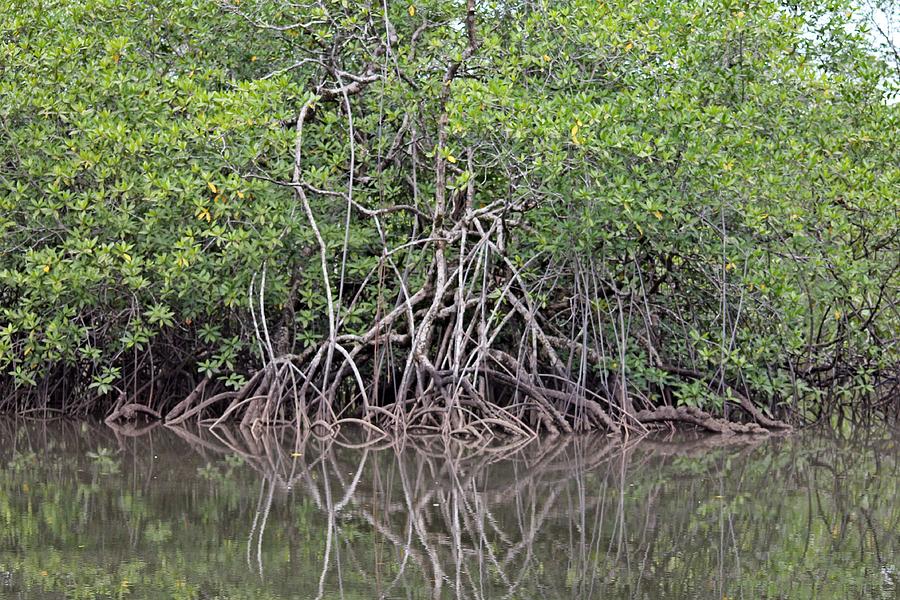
[6, 420, 900, 598]
[161, 425, 771, 599]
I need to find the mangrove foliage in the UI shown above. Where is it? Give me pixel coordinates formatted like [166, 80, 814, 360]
[0, 0, 898, 434]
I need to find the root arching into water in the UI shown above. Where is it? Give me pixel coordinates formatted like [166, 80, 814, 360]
[101, 254, 797, 438]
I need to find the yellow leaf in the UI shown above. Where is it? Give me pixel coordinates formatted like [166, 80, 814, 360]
[42, 264, 50, 273]
[725, 261, 736, 271]
[624, 42, 633, 51]
[571, 124, 581, 145]
[123, 253, 132, 263]
[408, 4, 415, 16]
[196, 207, 211, 222]
[236, 190, 245, 199]
[654, 210, 663, 220]
[723, 161, 733, 171]
[176, 256, 188, 268]
[291, 452, 303, 458]
[447, 154, 457, 163]
[834, 310, 842, 320]
[207, 182, 217, 193]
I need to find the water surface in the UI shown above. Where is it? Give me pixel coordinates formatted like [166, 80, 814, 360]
[1, 422, 897, 599]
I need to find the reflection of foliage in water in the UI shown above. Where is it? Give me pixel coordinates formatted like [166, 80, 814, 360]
[86, 447, 120, 475]
[0, 422, 898, 599]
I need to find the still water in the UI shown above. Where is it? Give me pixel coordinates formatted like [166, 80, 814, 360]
[0, 421, 897, 599]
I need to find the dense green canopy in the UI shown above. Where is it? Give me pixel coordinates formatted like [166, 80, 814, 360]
[0, 0, 897, 431]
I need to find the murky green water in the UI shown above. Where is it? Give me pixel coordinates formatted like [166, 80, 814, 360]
[1, 422, 898, 599]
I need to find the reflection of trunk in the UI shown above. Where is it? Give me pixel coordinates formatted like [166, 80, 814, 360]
[4, 421, 900, 598]
[158, 425, 770, 598]
[93, 422, 895, 598]
[164, 426, 627, 598]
